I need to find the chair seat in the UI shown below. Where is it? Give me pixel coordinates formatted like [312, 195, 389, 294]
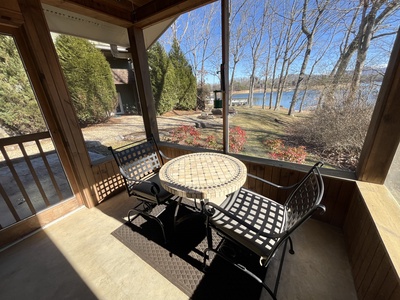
[204, 162, 325, 299]
[127, 173, 172, 203]
[210, 187, 286, 258]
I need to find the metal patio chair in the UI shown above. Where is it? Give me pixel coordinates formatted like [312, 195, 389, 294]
[203, 162, 325, 300]
[108, 136, 175, 244]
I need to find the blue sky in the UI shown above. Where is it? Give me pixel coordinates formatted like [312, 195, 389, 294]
[158, 0, 399, 85]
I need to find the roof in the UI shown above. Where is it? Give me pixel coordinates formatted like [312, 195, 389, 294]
[41, 0, 216, 48]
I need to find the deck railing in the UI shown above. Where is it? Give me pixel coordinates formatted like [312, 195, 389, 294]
[0, 131, 73, 229]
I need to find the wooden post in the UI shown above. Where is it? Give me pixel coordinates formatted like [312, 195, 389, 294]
[127, 26, 160, 141]
[17, 0, 98, 207]
[357, 29, 400, 183]
[222, 0, 230, 153]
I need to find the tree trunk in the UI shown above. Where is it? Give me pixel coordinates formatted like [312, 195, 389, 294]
[288, 0, 328, 116]
[324, 0, 398, 104]
[348, 0, 378, 103]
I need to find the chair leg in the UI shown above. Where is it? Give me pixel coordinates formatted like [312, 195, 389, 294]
[272, 239, 289, 297]
[203, 248, 210, 271]
[173, 197, 182, 232]
[206, 217, 213, 250]
[202, 217, 213, 271]
[288, 236, 295, 254]
[127, 208, 168, 244]
[203, 234, 294, 299]
[204, 246, 277, 300]
[145, 213, 167, 244]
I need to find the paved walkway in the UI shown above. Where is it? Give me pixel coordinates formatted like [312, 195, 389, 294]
[81, 113, 223, 155]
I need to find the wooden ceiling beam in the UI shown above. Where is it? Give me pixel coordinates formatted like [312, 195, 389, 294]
[41, 0, 216, 29]
[41, 0, 134, 27]
[133, 0, 216, 28]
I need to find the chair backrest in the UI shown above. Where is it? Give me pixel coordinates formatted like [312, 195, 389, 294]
[108, 136, 163, 183]
[284, 162, 325, 232]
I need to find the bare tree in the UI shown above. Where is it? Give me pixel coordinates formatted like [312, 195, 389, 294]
[268, 12, 286, 110]
[326, 0, 400, 103]
[288, 0, 330, 116]
[348, 0, 400, 102]
[162, 4, 220, 110]
[229, 0, 251, 104]
[274, 0, 304, 110]
[260, 15, 274, 110]
[298, 26, 336, 112]
[164, 13, 191, 46]
[185, 4, 220, 109]
[246, 0, 268, 107]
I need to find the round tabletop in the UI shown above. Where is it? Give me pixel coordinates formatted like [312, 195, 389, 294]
[159, 152, 247, 200]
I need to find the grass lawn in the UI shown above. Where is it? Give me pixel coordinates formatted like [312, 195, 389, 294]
[230, 106, 308, 158]
[168, 106, 318, 165]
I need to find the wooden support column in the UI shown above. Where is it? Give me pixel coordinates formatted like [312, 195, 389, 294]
[17, 0, 98, 207]
[222, 0, 229, 153]
[357, 29, 400, 183]
[128, 25, 159, 140]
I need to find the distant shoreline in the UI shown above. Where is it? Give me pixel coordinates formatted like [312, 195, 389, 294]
[232, 89, 262, 94]
[231, 86, 326, 95]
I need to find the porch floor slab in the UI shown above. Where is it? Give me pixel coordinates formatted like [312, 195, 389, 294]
[0, 193, 357, 299]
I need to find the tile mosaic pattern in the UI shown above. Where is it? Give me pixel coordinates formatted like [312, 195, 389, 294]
[159, 153, 247, 200]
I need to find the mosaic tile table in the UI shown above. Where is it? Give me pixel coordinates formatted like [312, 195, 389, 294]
[159, 152, 247, 205]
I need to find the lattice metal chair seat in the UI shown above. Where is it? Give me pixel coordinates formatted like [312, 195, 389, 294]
[210, 189, 286, 262]
[203, 162, 325, 300]
[108, 136, 175, 243]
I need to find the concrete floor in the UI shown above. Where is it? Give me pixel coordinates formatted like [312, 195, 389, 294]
[0, 193, 357, 300]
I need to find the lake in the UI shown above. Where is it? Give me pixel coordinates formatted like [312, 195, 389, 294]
[231, 90, 320, 110]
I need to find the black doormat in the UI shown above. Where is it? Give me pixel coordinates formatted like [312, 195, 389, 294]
[111, 202, 267, 299]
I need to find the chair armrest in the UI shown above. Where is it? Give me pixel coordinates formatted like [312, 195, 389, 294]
[158, 150, 172, 161]
[247, 173, 297, 190]
[120, 168, 161, 194]
[204, 201, 285, 239]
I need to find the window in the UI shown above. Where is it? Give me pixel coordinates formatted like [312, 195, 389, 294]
[153, 2, 223, 151]
[152, 0, 400, 173]
[51, 34, 146, 162]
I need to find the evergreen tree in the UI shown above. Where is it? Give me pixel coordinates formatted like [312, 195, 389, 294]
[148, 42, 177, 114]
[0, 35, 46, 135]
[55, 35, 117, 126]
[169, 38, 196, 110]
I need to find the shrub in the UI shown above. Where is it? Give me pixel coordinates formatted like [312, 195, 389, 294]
[0, 35, 46, 135]
[167, 125, 246, 152]
[206, 135, 219, 150]
[271, 145, 307, 164]
[169, 38, 197, 111]
[292, 85, 374, 170]
[170, 124, 200, 145]
[55, 35, 117, 126]
[148, 42, 177, 115]
[264, 138, 307, 164]
[229, 126, 247, 153]
[264, 139, 284, 152]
